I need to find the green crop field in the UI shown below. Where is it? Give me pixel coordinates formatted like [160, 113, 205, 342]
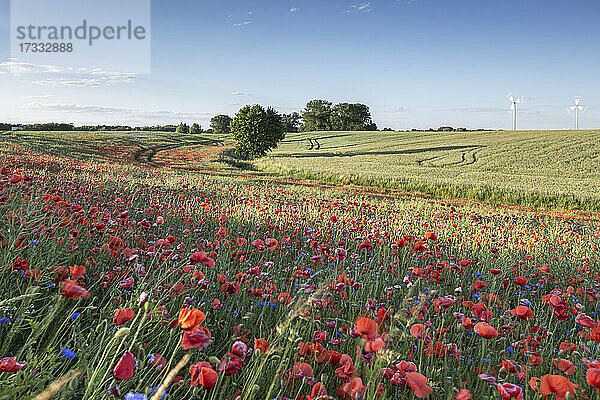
[254, 130, 600, 210]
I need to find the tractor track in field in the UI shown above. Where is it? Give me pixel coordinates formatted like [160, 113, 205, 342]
[132, 137, 226, 166]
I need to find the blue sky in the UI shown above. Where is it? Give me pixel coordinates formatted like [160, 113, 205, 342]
[1, 0, 599, 130]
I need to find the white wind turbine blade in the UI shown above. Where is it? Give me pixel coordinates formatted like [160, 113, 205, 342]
[569, 105, 577, 111]
[578, 105, 585, 112]
[575, 98, 581, 106]
[509, 103, 515, 111]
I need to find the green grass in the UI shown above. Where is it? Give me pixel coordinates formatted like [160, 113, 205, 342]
[254, 130, 600, 210]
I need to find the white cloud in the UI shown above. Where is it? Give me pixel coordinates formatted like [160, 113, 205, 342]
[26, 95, 58, 99]
[0, 61, 89, 75]
[378, 106, 409, 113]
[234, 21, 252, 26]
[231, 92, 250, 96]
[290, 7, 298, 13]
[349, 2, 372, 12]
[450, 107, 507, 113]
[24, 103, 211, 121]
[0, 61, 138, 86]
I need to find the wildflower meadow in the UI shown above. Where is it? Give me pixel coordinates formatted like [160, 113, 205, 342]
[0, 131, 599, 400]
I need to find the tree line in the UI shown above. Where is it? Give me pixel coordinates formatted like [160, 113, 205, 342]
[2, 101, 492, 161]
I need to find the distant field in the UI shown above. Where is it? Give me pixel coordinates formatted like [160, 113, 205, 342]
[255, 130, 600, 210]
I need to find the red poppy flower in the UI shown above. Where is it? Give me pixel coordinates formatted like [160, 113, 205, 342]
[342, 377, 366, 399]
[178, 307, 206, 332]
[217, 353, 243, 376]
[60, 279, 90, 299]
[231, 341, 248, 358]
[529, 354, 543, 366]
[69, 265, 86, 280]
[583, 358, 600, 369]
[181, 327, 213, 350]
[539, 375, 579, 399]
[575, 313, 598, 328]
[497, 383, 523, 400]
[9, 174, 25, 184]
[308, 382, 327, 400]
[513, 276, 527, 285]
[252, 239, 265, 251]
[113, 351, 135, 381]
[265, 238, 278, 250]
[108, 236, 125, 251]
[365, 336, 385, 353]
[327, 350, 341, 365]
[587, 368, 600, 389]
[190, 362, 217, 389]
[424, 231, 436, 241]
[405, 372, 433, 398]
[511, 306, 534, 320]
[222, 281, 240, 295]
[377, 308, 390, 325]
[292, 362, 313, 380]
[335, 355, 357, 381]
[455, 389, 472, 400]
[11, 257, 30, 271]
[474, 322, 498, 339]
[0, 357, 27, 372]
[462, 318, 475, 330]
[113, 308, 135, 325]
[553, 359, 575, 375]
[254, 338, 269, 354]
[396, 360, 417, 374]
[355, 317, 378, 339]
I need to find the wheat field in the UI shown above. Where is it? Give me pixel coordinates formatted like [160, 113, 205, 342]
[254, 130, 600, 210]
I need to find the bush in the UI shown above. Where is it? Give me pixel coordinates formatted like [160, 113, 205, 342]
[230, 105, 284, 159]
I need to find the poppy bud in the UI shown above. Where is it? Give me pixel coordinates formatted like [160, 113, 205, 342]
[114, 328, 131, 340]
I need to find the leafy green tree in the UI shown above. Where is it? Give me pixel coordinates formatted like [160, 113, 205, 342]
[281, 112, 301, 132]
[301, 100, 332, 132]
[190, 123, 202, 134]
[230, 105, 285, 159]
[210, 115, 233, 134]
[330, 103, 377, 131]
[175, 123, 189, 134]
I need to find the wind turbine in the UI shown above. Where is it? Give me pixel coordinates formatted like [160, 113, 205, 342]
[569, 98, 584, 130]
[508, 94, 522, 131]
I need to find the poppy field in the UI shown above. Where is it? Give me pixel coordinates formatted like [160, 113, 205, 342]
[1, 131, 600, 400]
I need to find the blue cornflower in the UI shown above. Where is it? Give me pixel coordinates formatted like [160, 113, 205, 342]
[60, 348, 77, 359]
[125, 393, 147, 400]
[0, 317, 10, 324]
[149, 386, 167, 398]
[70, 313, 81, 321]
